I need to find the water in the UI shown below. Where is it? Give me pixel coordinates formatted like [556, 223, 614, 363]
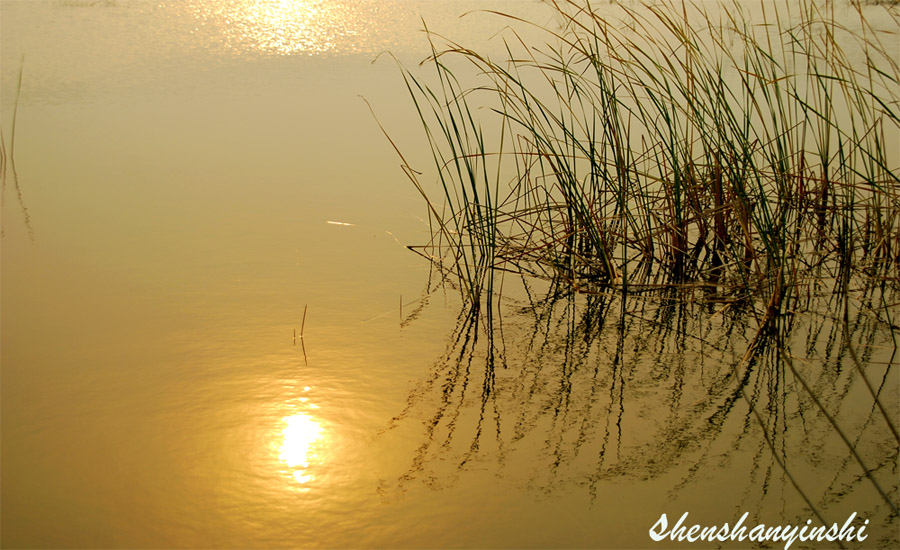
[2, 1, 898, 548]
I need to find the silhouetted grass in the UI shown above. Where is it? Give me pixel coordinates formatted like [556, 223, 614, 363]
[381, 2, 899, 540]
[392, 0, 899, 320]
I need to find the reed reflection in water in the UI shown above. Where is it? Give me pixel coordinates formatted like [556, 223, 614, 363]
[383, 270, 899, 547]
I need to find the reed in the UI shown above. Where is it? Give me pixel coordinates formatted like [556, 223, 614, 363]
[383, 2, 900, 537]
[1, 55, 33, 239]
[392, 0, 900, 316]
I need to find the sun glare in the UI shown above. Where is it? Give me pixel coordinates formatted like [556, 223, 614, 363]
[279, 413, 323, 484]
[200, 0, 362, 56]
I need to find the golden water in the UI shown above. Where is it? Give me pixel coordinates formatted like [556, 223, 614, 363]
[2, 1, 897, 548]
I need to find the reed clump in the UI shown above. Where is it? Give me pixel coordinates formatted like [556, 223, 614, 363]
[393, 0, 900, 311]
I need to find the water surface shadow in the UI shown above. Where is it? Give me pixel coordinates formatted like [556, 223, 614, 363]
[382, 270, 899, 544]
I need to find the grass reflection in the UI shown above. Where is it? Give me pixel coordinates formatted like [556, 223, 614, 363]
[384, 270, 898, 544]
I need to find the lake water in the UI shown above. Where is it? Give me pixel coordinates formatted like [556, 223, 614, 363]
[2, 1, 898, 548]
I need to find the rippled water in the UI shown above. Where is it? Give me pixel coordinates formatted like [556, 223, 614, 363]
[2, 1, 898, 548]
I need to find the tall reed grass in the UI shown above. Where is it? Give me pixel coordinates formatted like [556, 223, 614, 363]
[381, 2, 899, 537]
[391, 0, 900, 319]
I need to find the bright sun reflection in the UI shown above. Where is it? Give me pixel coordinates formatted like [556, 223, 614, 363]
[197, 0, 366, 56]
[279, 413, 323, 484]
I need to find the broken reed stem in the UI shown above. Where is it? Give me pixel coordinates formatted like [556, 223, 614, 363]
[301, 304, 308, 338]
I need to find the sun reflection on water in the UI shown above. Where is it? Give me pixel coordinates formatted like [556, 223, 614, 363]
[189, 0, 370, 56]
[278, 384, 325, 486]
[279, 413, 323, 484]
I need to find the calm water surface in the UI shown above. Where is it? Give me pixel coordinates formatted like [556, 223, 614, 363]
[2, 1, 897, 548]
